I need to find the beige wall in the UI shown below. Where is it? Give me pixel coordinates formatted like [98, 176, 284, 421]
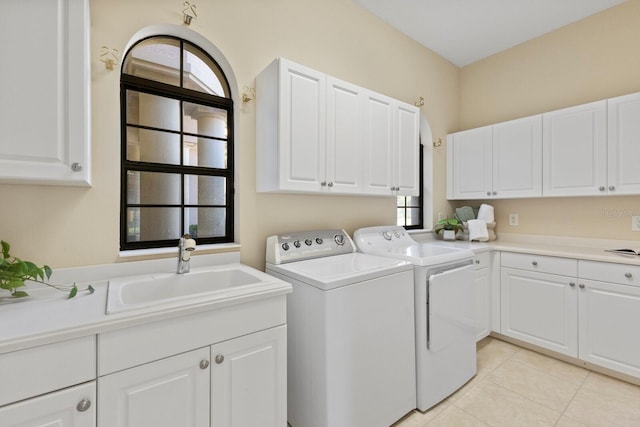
[0, 0, 459, 270]
[457, 1, 640, 241]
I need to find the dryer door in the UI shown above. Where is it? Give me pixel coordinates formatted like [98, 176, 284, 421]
[428, 264, 476, 352]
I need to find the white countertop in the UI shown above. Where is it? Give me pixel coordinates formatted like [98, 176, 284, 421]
[0, 254, 292, 355]
[412, 231, 640, 266]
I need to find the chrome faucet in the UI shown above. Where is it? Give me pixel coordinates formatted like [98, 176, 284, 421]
[177, 234, 196, 274]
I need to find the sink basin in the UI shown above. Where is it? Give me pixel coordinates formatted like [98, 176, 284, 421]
[106, 264, 285, 314]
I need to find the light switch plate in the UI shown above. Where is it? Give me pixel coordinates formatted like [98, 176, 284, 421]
[509, 213, 519, 226]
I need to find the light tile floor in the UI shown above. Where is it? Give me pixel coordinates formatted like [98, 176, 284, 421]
[394, 337, 640, 427]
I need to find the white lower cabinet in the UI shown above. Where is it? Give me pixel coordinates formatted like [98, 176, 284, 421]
[474, 252, 492, 341]
[212, 326, 286, 427]
[500, 252, 578, 357]
[98, 348, 210, 427]
[98, 326, 286, 427]
[578, 261, 640, 378]
[500, 253, 640, 380]
[0, 382, 95, 427]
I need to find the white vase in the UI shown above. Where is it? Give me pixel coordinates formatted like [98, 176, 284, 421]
[443, 230, 456, 241]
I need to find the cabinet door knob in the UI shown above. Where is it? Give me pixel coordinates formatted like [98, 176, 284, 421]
[200, 359, 210, 369]
[569, 282, 575, 287]
[475, 259, 480, 264]
[599, 186, 605, 191]
[328, 181, 334, 187]
[320, 181, 327, 187]
[625, 272, 632, 278]
[70, 162, 83, 172]
[578, 283, 585, 289]
[532, 261, 538, 266]
[215, 354, 225, 364]
[492, 191, 497, 195]
[486, 192, 491, 196]
[76, 399, 91, 412]
[609, 186, 615, 191]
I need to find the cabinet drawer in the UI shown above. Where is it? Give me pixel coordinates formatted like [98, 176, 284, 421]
[579, 260, 640, 286]
[501, 252, 577, 276]
[0, 335, 96, 407]
[474, 252, 491, 269]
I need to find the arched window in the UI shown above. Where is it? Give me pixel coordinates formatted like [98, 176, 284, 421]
[120, 36, 234, 250]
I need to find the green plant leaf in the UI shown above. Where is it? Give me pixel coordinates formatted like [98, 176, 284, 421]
[44, 265, 52, 280]
[88, 285, 95, 294]
[11, 290, 29, 298]
[68, 285, 78, 299]
[1, 241, 10, 259]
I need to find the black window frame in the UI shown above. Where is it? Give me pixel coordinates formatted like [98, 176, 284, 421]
[397, 143, 424, 230]
[119, 36, 234, 251]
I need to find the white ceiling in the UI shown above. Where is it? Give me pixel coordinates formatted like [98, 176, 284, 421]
[353, 0, 627, 67]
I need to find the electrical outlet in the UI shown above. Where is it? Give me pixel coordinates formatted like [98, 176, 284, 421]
[632, 216, 640, 232]
[509, 213, 519, 226]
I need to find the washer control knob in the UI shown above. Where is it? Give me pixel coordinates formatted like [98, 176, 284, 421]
[293, 240, 301, 248]
[334, 234, 345, 245]
[315, 237, 323, 245]
[382, 231, 392, 241]
[282, 242, 290, 251]
[304, 238, 312, 246]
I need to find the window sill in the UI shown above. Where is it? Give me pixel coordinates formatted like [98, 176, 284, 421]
[118, 243, 241, 262]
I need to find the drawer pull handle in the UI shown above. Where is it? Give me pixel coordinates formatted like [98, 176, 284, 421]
[475, 259, 480, 264]
[578, 284, 585, 289]
[532, 261, 538, 266]
[200, 359, 210, 369]
[76, 399, 91, 412]
[625, 272, 632, 279]
[215, 354, 225, 364]
[569, 282, 575, 287]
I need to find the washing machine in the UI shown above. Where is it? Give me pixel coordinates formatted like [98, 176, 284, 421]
[265, 229, 416, 427]
[354, 225, 476, 411]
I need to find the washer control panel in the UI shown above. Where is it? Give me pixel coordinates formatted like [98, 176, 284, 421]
[353, 225, 414, 249]
[266, 229, 355, 264]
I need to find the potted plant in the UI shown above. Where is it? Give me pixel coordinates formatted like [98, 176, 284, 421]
[0, 240, 93, 299]
[433, 218, 464, 241]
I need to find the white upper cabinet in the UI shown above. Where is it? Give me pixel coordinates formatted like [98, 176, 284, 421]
[447, 115, 542, 200]
[394, 101, 420, 196]
[326, 77, 364, 194]
[447, 125, 493, 199]
[543, 100, 607, 196]
[492, 115, 542, 198]
[0, 0, 91, 186]
[256, 57, 419, 196]
[607, 92, 640, 195]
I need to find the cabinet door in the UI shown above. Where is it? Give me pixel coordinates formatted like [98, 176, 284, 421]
[98, 347, 210, 427]
[362, 91, 395, 195]
[278, 59, 326, 192]
[449, 126, 493, 199]
[395, 102, 420, 196]
[325, 77, 362, 193]
[475, 257, 491, 341]
[578, 279, 640, 378]
[492, 115, 542, 198]
[211, 326, 286, 427]
[501, 268, 578, 356]
[0, 0, 90, 186]
[0, 382, 95, 427]
[607, 92, 640, 195]
[542, 100, 607, 196]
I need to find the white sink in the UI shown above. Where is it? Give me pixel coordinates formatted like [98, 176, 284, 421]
[106, 264, 283, 314]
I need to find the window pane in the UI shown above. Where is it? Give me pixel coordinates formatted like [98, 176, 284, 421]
[123, 38, 181, 86]
[185, 208, 226, 238]
[127, 171, 181, 205]
[408, 196, 421, 207]
[183, 103, 228, 138]
[126, 207, 181, 242]
[183, 43, 228, 97]
[126, 91, 180, 132]
[184, 175, 226, 206]
[183, 137, 227, 169]
[407, 208, 421, 226]
[127, 127, 181, 164]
